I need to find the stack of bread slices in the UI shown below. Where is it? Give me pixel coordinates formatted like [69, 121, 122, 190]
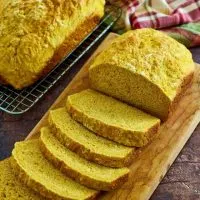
[0, 28, 194, 200]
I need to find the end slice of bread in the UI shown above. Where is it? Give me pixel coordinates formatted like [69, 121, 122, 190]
[40, 127, 129, 191]
[49, 107, 135, 167]
[0, 158, 44, 200]
[11, 139, 98, 200]
[66, 89, 160, 147]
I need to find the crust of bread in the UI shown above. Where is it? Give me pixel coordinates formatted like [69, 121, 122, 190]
[167, 71, 194, 120]
[49, 118, 136, 168]
[39, 137, 129, 191]
[66, 100, 160, 147]
[0, 15, 101, 89]
[38, 15, 101, 87]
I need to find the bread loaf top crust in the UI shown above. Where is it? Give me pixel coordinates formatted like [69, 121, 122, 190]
[0, 0, 105, 89]
[90, 29, 194, 101]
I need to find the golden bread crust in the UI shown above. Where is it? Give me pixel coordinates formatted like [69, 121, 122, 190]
[0, 0, 105, 89]
[0, 15, 101, 89]
[168, 71, 194, 120]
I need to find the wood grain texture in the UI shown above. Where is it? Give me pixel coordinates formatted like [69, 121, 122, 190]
[1, 33, 200, 200]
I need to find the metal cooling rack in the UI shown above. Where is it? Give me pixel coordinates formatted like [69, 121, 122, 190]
[0, 6, 121, 114]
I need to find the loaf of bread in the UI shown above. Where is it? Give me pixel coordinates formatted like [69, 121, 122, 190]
[0, 0, 105, 89]
[49, 107, 135, 167]
[89, 29, 195, 121]
[11, 140, 98, 200]
[67, 89, 160, 147]
[40, 127, 129, 191]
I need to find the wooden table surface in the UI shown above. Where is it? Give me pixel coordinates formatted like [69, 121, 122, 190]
[0, 38, 200, 200]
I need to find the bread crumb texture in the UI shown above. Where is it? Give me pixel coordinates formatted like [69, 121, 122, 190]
[67, 89, 160, 147]
[0, 159, 44, 200]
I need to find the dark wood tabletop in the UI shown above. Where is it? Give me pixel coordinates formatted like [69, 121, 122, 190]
[0, 39, 200, 200]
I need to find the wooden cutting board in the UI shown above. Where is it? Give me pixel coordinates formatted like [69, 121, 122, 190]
[27, 33, 200, 200]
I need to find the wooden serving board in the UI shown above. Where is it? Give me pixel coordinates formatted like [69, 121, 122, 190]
[27, 33, 200, 200]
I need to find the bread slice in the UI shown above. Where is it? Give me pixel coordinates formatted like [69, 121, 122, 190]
[89, 29, 194, 121]
[11, 140, 98, 200]
[40, 127, 129, 191]
[0, 158, 44, 200]
[49, 107, 135, 167]
[66, 89, 160, 147]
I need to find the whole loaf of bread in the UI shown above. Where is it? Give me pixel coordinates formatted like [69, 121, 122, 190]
[89, 29, 195, 121]
[0, 0, 105, 89]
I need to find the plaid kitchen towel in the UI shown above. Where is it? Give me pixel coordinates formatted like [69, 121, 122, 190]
[107, 0, 200, 47]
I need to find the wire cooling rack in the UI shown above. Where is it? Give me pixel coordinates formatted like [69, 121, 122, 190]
[0, 6, 121, 114]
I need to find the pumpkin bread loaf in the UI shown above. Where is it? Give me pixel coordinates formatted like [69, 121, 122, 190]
[0, 158, 45, 200]
[89, 28, 195, 121]
[11, 140, 98, 200]
[49, 107, 135, 167]
[40, 127, 129, 191]
[0, 0, 105, 89]
[66, 89, 160, 147]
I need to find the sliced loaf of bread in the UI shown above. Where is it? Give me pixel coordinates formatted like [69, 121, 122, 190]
[0, 159, 44, 200]
[11, 139, 98, 200]
[66, 89, 160, 147]
[40, 127, 129, 191]
[89, 29, 194, 121]
[49, 107, 135, 167]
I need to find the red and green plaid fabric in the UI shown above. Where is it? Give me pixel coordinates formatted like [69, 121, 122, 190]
[107, 0, 200, 47]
